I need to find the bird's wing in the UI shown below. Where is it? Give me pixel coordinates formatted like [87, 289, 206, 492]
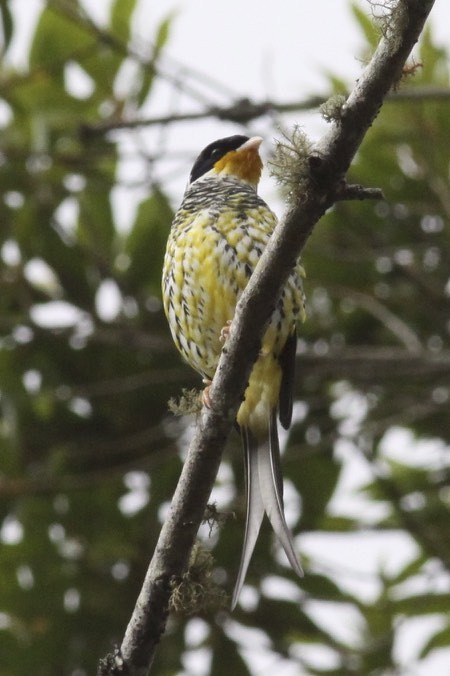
[278, 328, 297, 430]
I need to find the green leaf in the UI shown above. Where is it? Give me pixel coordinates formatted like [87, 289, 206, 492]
[78, 184, 116, 259]
[319, 515, 361, 532]
[154, 13, 173, 53]
[420, 624, 450, 657]
[418, 25, 449, 86]
[136, 14, 174, 107]
[33, 223, 93, 308]
[299, 573, 355, 603]
[394, 593, 450, 616]
[124, 190, 173, 295]
[288, 448, 341, 528]
[29, 3, 125, 95]
[136, 63, 156, 108]
[351, 1, 380, 49]
[0, 0, 14, 53]
[210, 633, 249, 675]
[390, 553, 428, 585]
[29, 3, 93, 72]
[110, 0, 138, 43]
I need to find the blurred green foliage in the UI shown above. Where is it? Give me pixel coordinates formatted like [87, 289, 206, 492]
[0, 2, 449, 675]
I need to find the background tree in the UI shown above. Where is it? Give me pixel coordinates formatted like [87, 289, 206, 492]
[0, 1, 449, 674]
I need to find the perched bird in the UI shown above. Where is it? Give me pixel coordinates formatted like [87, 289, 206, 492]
[162, 135, 305, 608]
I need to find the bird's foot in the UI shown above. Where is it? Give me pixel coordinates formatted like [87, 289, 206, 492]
[202, 378, 213, 408]
[219, 320, 232, 343]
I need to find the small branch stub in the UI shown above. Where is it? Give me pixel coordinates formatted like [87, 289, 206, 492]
[335, 182, 385, 201]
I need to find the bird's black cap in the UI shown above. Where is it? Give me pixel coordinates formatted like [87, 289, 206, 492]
[189, 135, 250, 184]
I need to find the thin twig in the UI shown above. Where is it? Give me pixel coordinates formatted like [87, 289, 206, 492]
[81, 86, 450, 137]
[335, 182, 385, 201]
[80, 96, 325, 137]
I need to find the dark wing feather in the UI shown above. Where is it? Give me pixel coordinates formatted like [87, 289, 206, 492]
[278, 328, 297, 430]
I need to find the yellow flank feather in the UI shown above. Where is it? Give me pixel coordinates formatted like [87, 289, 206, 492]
[236, 355, 282, 436]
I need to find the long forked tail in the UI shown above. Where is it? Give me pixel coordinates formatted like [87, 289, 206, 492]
[231, 411, 303, 609]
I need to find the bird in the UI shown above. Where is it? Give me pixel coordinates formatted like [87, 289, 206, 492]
[162, 134, 305, 609]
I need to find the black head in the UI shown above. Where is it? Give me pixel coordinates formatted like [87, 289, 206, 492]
[189, 135, 250, 184]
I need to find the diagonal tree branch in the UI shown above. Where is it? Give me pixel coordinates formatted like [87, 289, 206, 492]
[101, 2, 436, 674]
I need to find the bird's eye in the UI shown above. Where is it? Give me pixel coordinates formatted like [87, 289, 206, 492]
[210, 148, 221, 158]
